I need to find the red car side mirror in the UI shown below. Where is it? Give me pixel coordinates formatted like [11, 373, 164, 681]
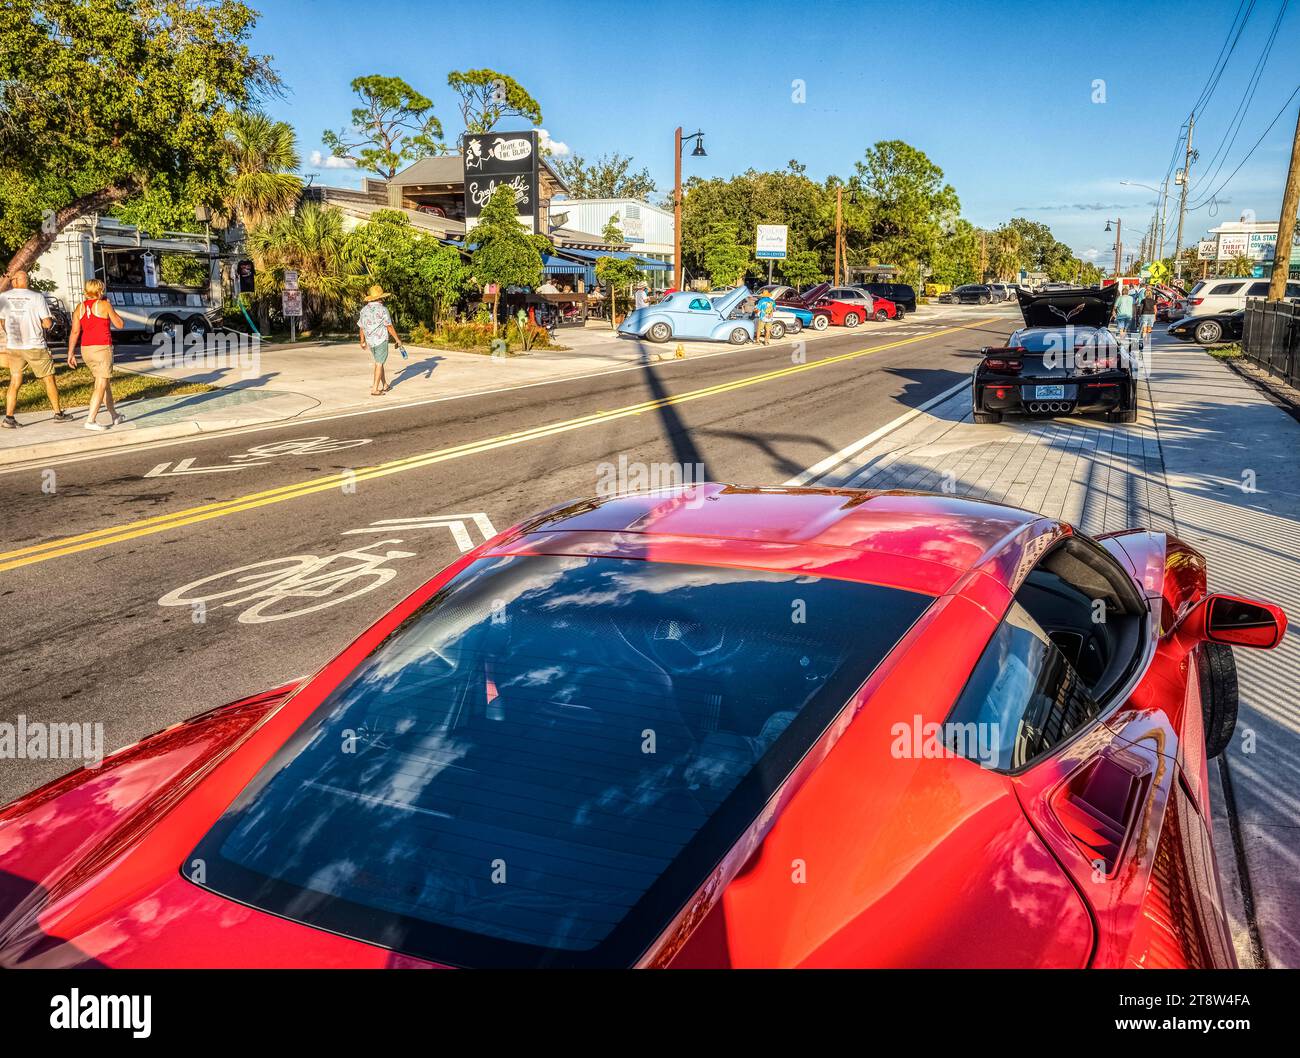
[1184, 593, 1287, 649]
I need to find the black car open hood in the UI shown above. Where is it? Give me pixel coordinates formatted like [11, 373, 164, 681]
[1017, 285, 1117, 329]
[778, 282, 830, 309]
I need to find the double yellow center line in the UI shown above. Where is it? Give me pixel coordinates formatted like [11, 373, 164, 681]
[0, 317, 998, 574]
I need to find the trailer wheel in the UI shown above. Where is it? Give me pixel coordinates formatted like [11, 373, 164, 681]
[184, 315, 213, 341]
[153, 315, 183, 344]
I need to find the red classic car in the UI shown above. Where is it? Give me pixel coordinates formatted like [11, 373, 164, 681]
[0, 486, 1284, 968]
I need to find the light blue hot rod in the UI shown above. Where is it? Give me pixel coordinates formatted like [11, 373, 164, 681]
[617, 286, 755, 344]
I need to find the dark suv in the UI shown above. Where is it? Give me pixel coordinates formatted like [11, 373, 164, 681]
[862, 282, 917, 316]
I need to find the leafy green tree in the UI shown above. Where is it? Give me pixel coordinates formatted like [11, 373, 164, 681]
[447, 69, 542, 135]
[602, 212, 624, 245]
[347, 210, 467, 328]
[323, 75, 444, 179]
[553, 153, 657, 200]
[0, 0, 275, 286]
[780, 250, 825, 287]
[930, 219, 982, 286]
[470, 185, 549, 330]
[852, 141, 959, 281]
[681, 164, 830, 282]
[595, 256, 640, 327]
[247, 202, 357, 330]
[701, 219, 750, 287]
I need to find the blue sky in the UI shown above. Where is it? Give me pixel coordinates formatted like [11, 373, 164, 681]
[252, 0, 1299, 263]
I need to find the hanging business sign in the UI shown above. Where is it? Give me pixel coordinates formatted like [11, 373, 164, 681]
[755, 224, 788, 260]
[1196, 240, 1217, 260]
[462, 131, 539, 233]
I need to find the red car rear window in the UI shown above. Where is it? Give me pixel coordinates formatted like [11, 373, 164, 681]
[190, 555, 929, 967]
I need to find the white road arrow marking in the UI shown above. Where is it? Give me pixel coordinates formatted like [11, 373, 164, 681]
[341, 513, 498, 552]
[144, 457, 271, 477]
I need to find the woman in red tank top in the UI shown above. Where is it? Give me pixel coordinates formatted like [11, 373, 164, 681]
[67, 278, 124, 430]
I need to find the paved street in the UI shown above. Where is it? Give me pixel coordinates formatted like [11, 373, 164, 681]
[3, 301, 1298, 969]
[0, 307, 1011, 802]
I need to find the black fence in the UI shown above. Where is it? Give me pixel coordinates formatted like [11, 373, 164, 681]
[1242, 298, 1300, 388]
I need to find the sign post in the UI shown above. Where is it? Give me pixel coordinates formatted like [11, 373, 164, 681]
[755, 225, 788, 285]
[281, 274, 302, 344]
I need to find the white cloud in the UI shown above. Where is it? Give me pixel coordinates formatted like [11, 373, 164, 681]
[537, 129, 570, 156]
[1081, 247, 1101, 261]
[309, 149, 357, 170]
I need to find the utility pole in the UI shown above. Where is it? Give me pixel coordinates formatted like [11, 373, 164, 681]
[834, 186, 843, 285]
[673, 127, 683, 290]
[980, 231, 988, 280]
[1268, 103, 1300, 301]
[1158, 175, 1170, 261]
[1113, 218, 1122, 277]
[1173, 113, 1195, 280]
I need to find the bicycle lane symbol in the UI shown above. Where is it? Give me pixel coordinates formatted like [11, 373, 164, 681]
[158, 540, 417, 624]
[157, 513, 497, 625]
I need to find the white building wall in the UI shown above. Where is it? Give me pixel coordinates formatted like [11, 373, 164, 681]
[549, 198, 674, 258]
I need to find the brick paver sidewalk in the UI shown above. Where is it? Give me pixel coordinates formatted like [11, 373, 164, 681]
[801, 329, 1300, 968]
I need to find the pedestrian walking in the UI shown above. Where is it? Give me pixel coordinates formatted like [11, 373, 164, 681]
[357, 285, 402, 396]
[66, 279, 125, 430]
[1, 270, 71, 429]
[754, 290, 776, 346]
[1113, 285, 1135, 339]
[1137, 287, 1157, 350]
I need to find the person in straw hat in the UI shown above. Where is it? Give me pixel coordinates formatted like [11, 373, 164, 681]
[357, 284, 403, 396]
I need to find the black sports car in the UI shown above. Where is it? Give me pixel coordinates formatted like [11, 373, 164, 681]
[971, 285, 1137, 425]
[1167, 309, 1244, 347]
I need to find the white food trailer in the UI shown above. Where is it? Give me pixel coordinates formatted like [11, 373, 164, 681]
[30, 215, 224, 341]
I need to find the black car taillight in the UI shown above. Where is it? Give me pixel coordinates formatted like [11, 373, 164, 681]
[983, 358, 1022, 373]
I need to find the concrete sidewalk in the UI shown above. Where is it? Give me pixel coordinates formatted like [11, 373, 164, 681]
[801, 327, 1299, 968]
[0, 305, 972, 466]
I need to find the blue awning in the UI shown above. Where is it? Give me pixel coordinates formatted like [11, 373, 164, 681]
[560, 248, 671, 271]
[541, 254, 588, 275]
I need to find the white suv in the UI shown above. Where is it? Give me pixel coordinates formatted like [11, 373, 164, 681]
[1185, 278, 1300, 315]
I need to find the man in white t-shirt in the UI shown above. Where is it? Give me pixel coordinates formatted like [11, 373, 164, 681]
[2, 271, 71, 427]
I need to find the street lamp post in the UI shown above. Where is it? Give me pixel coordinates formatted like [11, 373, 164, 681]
[1104, 218, 1122, 278]
[1121, 179, 1170, 260]
[673, 128, 706, 290]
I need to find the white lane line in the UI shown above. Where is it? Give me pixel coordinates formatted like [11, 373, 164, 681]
[785, 377, 971, 487]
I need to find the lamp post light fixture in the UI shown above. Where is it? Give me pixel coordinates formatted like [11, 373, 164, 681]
[673, 128, 706, 290]
[1104, 218, 1122, 278]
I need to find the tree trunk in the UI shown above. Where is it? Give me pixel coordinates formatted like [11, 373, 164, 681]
[0, 182, 137, 292]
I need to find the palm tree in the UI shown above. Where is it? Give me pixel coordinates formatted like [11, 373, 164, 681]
[224, 111, 303, 329]
[247, 203, 359, 331]
[224, 110, 302, 232]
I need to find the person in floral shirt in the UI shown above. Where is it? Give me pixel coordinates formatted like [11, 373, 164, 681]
[357, 285, 402, 396]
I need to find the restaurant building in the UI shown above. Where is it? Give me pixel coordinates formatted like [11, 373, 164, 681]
[308, 142, 670, 292]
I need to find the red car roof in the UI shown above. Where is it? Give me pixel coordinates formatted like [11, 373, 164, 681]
[492, 485, 1052, 596]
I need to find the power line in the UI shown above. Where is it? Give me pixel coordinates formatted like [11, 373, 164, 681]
[1189, 82, 1300, 210]
[1188, 0, 1259, 117]
[1190, 0, 1290, 196]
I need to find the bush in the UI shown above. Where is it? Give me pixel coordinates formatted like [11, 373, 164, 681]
[425, 316, 559, 354]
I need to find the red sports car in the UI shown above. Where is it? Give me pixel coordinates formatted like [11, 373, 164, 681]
[813, 290, 897, 328]
[0, 486, 1284, 968]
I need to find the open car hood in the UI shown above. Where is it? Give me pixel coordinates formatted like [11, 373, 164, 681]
[1017, 285, 1117, 329]
[779, 282, 830, 309]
